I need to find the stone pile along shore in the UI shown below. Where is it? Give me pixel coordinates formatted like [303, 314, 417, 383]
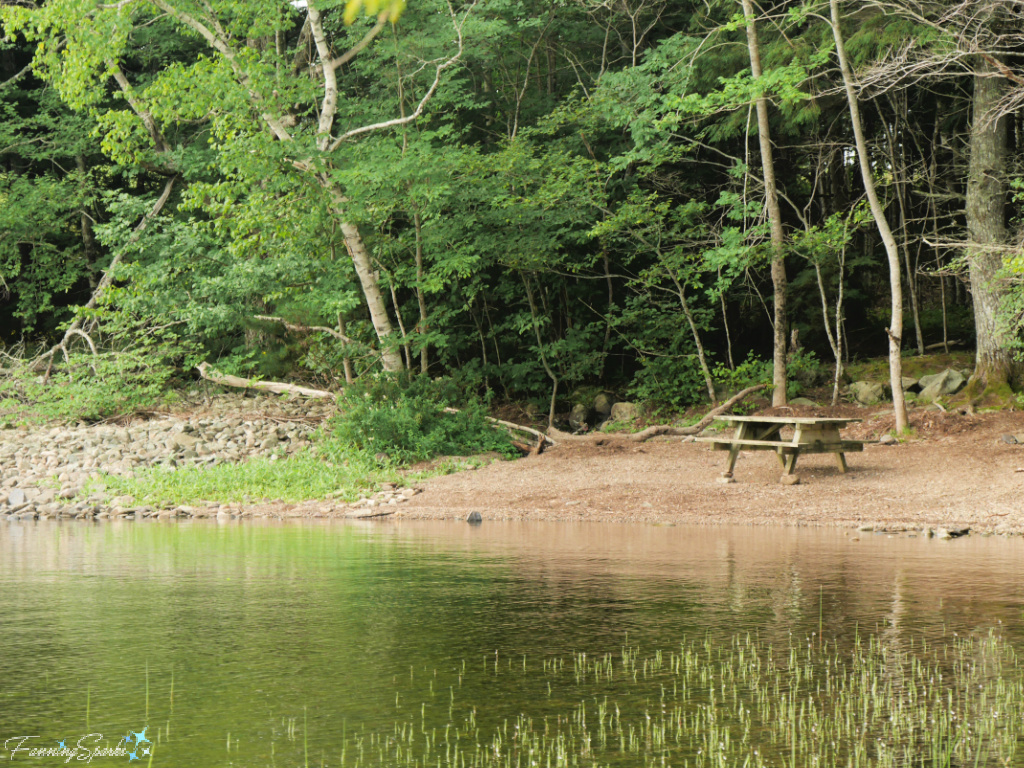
[0, 393, 418, 522]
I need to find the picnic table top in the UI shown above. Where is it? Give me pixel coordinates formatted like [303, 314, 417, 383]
[714, 415, 862, 426]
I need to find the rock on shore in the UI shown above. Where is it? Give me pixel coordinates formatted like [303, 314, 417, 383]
[0, 393, 416, 522]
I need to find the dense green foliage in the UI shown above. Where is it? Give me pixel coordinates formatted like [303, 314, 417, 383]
[2, 0, 1023, 419]
[332, 374, 516, 463]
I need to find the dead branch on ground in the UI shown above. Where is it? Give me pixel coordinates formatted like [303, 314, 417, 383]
[197, 362, 335, 399]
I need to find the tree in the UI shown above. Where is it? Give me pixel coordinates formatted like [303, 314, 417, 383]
[3, 0, 473, 373]
[827, 0, 908, 432]
[740, 0, 788, 407]
[964, 42, 1018, 394]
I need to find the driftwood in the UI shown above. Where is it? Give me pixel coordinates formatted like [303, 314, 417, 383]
[547, 384, 768, 444]
[197, 362, 335, 399]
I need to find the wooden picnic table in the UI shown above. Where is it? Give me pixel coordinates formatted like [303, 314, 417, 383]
[694, 415, 864, 484]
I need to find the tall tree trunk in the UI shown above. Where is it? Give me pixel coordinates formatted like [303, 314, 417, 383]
[75, 155, 99, 290]
[740, 0, 788, 407]
[829, 0, 908, 432]
[413, 210, 429, 374]
[965, 55, 1017, 394]
[337, 314, 354, 384]
[878, 97, 925, 354]
[339, 221, 405, 373]
[522, 273, 559, 430]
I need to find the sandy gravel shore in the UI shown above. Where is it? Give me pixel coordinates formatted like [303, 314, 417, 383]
[385, 409, 1024, 533]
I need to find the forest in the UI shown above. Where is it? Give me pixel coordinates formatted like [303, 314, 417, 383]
[1, 0, 1023, 426]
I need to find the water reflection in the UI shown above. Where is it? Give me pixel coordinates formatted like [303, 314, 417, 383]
[1, 520, 1023, 766]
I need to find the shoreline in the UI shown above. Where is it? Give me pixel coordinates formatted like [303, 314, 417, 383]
[2, 403, 1022, 535]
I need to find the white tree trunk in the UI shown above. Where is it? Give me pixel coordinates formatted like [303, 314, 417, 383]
[339, 221, 405, 372]
[741, 0, 788, 407]
[829, 0, 908, 432]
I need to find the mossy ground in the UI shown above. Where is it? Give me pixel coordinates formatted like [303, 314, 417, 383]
[845, 350, 975, 383]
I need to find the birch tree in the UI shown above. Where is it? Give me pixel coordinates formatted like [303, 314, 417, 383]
[827, 0, 909, 431]
[740, 0, 788, 407]
[2, 0, 474, 373]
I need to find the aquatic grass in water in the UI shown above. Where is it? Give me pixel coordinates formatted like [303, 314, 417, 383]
[298, 631, 1024, 768]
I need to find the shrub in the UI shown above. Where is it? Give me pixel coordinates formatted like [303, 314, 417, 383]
[712, 349, 825, 399]
[0, 344, 180, 424]
[627, 355, 707, 410]
[330, 373, 517, 464]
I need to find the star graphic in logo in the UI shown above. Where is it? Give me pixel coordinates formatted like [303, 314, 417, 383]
[131, 727, 150, 746]
[57, 739, 67, 750]
[127, 750, 139, 762]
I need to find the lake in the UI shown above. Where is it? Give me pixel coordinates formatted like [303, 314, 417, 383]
[2, 520, 1024, 767]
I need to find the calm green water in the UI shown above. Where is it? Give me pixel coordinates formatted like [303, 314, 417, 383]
[2, 520, 1024, 767]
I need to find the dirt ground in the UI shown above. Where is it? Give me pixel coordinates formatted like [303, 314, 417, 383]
[381, 408, 1024, 533]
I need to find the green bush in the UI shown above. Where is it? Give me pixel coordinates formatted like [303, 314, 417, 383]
[330, 373, 517, 464]
[0, 347, 177, 424]
[627, 355, 707, 409]
[712, 350, 826, 399]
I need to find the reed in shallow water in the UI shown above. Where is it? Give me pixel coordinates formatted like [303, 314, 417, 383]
[298, 630, 1024, 768]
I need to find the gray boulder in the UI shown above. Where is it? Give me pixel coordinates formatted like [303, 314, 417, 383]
[5, 488, 26, 507]
[171, 432, 200, 450]
[569, 403, 590, 431]
[849, 381, 885, 405]
[918, 368, 965, 401]
[901, 377, 919, 392]
[593, 392, 616, 416]
[789, 397, 817, 407]
[610, 401, 640, 422]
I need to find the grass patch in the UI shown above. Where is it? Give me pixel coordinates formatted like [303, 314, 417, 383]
[93, 445, 502, 507]
[279, 630, 1024, 768]
[96, 450, 401, 506]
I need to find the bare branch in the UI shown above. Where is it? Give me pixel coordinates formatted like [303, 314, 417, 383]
[109, 62, 169, 154]
[33, 175, 179, 369]
[254, 314, 359, 345]
[0, 63, 32, 91]
[326, 13, 389, 71]
[327, 0, 476, 151]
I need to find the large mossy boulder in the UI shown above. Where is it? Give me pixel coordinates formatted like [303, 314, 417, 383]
[593, 392, 616, 416]
[610, 401, 640, 422]
[918, 369, 966, 401]
[849, 381, 885, 405]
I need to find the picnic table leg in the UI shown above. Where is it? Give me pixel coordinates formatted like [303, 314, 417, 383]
[723, 446, 741, 478]
[722, 423, 751, 479]
[782, 453, 799, 474]
[821, 427, 849, 473]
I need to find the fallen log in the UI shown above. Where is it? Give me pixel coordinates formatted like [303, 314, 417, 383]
[443, 407, 556, 447]
[547, 384, 767, 444]
[197, 362, 335, 399]
[195, 367, 556, 448]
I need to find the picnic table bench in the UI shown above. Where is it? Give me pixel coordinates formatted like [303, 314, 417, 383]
[694, 415, 864, 483]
